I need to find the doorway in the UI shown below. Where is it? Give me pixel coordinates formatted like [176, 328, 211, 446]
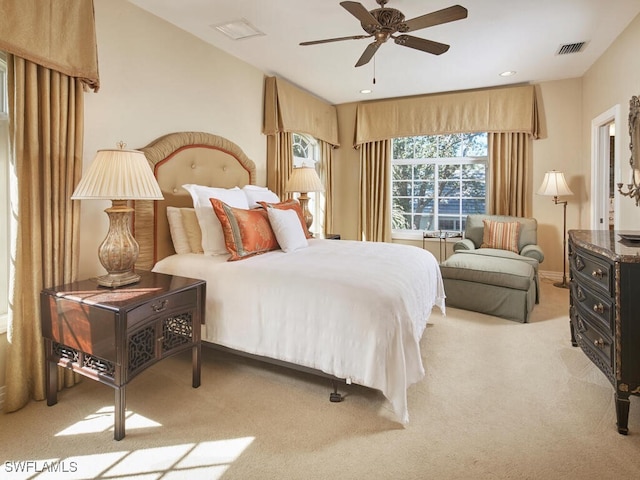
[591, 105, 621, 230]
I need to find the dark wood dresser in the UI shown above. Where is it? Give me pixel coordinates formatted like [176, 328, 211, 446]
[568, 230, 640, 434]
[41, 271, 206, 440]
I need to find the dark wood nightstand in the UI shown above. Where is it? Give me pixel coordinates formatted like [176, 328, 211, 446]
[41, 271, 206, 440]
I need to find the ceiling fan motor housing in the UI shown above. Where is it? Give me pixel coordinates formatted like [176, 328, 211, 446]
[363, 8, 407, 35]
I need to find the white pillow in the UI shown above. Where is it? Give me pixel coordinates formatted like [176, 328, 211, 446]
[182, 184, 249, 255]
[267, 206, 308, 253]
[180, 208, 204, 254]
[166, 207, 191, 254]
[242, 185, 280, 208]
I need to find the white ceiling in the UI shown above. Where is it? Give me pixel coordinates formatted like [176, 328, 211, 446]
[127, 0, 640, 105]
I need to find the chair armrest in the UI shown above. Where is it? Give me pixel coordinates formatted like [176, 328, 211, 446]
[453, 239, 477, 252]
[520, 244, 544, 263]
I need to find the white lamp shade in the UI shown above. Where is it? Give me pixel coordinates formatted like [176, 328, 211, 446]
[285, 166, 325, 193]
[72, 149, 163, 200]
[537, 170, 573, 197]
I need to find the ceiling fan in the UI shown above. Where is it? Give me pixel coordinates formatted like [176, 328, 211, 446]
[300, 0, 468, 67]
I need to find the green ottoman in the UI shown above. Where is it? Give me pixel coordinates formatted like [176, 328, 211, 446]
[440, 253, 537, 323]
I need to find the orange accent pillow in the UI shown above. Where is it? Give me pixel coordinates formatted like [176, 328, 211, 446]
[210, 199, 279, 261]
[257, 199, 312, 238]
[480, 220, 520, 254]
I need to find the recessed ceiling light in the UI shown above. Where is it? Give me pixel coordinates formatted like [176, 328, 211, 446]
[499, 71, 517, 77]
[360, 89, 372, 94]
[212, 19, 264, 40]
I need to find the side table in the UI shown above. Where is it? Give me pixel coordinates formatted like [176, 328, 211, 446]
[41, 271, 206, 440]
[423, 230, 463, 262]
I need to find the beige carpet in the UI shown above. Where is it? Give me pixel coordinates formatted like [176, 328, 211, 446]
[2, 278, 640, 480]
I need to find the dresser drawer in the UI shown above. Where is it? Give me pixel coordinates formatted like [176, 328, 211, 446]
[572, 308, 614, 381]
[570, 281, 614, 335]
[571, 249, 613, 295]
[127, 288, 198, 328]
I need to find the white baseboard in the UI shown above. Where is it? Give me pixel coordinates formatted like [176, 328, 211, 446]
[540, 270, 564, 283]
[0, 385, 5, 412]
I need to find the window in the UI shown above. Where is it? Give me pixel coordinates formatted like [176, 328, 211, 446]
[291, 132, 324, 234]
[392, 133, 488, 237]
[0, 52, 8, 333]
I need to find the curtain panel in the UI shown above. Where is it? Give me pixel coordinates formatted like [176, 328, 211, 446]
[489, 132, 532, 217]
[0, 0, 100, 92]
[359, 140, 392, 242]
[266, 131, 294, 200]
[354, 85, 539, 146]
[318, 140, 334, 235]
[5, 55, 83, 412]
[263, 76, 339, 147]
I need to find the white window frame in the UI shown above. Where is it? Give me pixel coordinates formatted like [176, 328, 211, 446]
[391, 134, 488, 241]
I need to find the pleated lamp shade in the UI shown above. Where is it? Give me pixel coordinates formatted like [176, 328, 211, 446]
[537, 170, 573, 197]
[285, 166, 325, 193]
[72, 149, 163, 200]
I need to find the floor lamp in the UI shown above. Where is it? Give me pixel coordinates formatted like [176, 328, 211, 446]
[537, 170, 574, 288]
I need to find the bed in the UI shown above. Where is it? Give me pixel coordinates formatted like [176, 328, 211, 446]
[133, 131, 446, 424]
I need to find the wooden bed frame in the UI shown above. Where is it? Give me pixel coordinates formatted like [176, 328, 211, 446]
[133, 131, 346, 401]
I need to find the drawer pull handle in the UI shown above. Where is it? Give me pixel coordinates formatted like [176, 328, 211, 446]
[594, 338, 605, 349]
[593, 303, 604, 314]
[151, 300, 168, 313]
[591, 269, 604, 279]
[577, 286, 586, 301]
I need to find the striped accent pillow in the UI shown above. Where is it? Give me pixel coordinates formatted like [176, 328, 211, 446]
[210, 198, 279, 261]
[480, 220, 521, 253]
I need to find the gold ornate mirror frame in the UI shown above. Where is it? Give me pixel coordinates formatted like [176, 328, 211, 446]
[618, 95, 640, 205]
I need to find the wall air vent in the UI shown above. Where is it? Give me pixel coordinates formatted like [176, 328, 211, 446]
[556, 42, 587, 55]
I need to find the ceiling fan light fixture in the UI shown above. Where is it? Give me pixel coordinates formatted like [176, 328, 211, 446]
[212, 19, 264, 40]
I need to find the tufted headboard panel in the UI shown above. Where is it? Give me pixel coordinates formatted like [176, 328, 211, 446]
[134, 131, 257, 270]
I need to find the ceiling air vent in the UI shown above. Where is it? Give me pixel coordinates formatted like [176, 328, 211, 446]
[556, 42, 587, 55]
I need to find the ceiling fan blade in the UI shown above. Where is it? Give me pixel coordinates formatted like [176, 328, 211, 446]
[402, 5, 468, 32]
[394, 35, 450, 55]
[355, 41, 381, 67]
[300, 34, 371, 46]
[340, 1, 381, 28]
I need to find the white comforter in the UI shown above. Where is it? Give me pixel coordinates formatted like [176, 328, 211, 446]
[153, 239, 445, 424]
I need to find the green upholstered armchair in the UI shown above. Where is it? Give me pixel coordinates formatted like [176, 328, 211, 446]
[453, 214, 544, 264]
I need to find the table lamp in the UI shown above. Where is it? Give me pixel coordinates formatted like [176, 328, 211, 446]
[72, 144, 163, 287]
[285, 166, 325, 229]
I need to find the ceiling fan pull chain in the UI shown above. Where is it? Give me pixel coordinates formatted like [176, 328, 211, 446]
[373, 56, 376, 84]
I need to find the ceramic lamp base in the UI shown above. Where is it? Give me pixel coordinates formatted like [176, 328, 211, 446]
[97, 200, 140, 288]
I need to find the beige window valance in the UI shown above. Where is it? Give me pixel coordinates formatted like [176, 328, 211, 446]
[0, 0, 100, 91]
[263, 76, 339, 147]
[354, 85, 539, 146]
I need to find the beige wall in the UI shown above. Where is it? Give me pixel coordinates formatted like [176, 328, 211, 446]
[582, 13, 640, 230]
[78, 0, 267, 279]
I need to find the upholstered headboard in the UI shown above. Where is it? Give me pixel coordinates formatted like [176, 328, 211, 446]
[134, 132, 257, 270]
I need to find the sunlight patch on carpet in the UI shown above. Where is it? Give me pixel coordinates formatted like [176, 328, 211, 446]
[4, 438, 255, 479]
[54, 406, 161, 436]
